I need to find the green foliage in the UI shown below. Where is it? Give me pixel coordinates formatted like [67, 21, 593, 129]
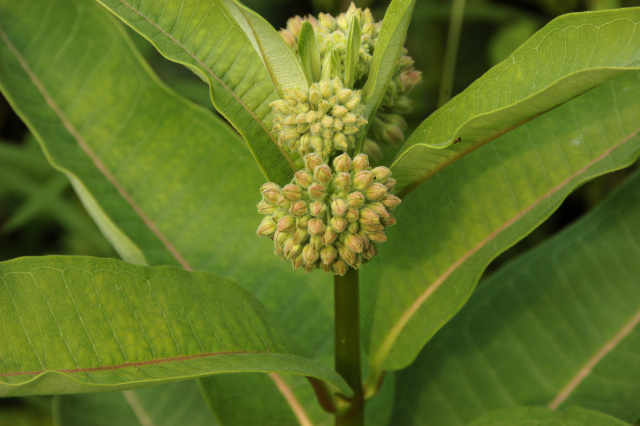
[1, 0, 640, 424]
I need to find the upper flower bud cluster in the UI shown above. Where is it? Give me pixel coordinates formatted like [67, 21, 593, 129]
[256, 152, 401, 276]
[270, 78, 367, 160]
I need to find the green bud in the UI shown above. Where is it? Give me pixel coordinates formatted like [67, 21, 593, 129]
[297, 214, 311, 229]
[351, 154, 369, 171]
[332, 104, 348, 117]
[381, 215, 397, 227]
[347, 221, 359, 234]
[311, 135, 324, 153]
[260, 182, 281, 204]
[321, 245, 338, 265]
[371, 166, 392, 183]
[384, 178, 397, 192]
[333, 132, 349, 150]
[257, 200, 277, 215]
[365, 183, 387, 201]
[338, 244, 357, 266]
[292, 254, 304, 270]
[368, 231, 387, 243]
[331, 216, 348, 233]
[359, 207, 380, 225]
[283, 239, 302, 260]
[302, 244, 320, 265]
[257, 217, 277, 237]
[333, 259, 348, 276]
[344, 233, 364, 253]
[362, 241, 377, 260]
[320, 81, 332, 99]
[347, 191, 365, 209]
[291, 227, 309, 245]
[353, 171, 374, 190]
[345, 207, 359, 222]
[382, 194, 401, 210]
[305, 153, 324, 171]
[344, 96, 360, 111]
[282, 183, 302, 201]
[277, 195, 291, 210]
[369, 202, 391, 219]
[332, 172, 351, 192]
[277, 215, 296, 233]
[331, 198, 348, 217]
[308, 183, 326, 200]
[333, 153, 351, 173]
[290, 200, 308, 217]
[274, 230, 290, 248]
[310, 200, 326, 216]
[294, 170, 313, 188]
[310, 235, 324, 250]
[319, 13, 336, 31]
[308, 218, 326, 236]
[323, 227, 338, 245]
[343, 124, 360, 135]
[363, 138, 383, 162]
[309, 89, 322, 106]
[361, 221, 384, 233]
[314, 164, 333, 184]
[299, 134, 311, 153]
[342, 113, 357, 124]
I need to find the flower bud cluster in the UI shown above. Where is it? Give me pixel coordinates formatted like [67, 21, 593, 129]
[270, 78, 367, 160]
[256, 153, 401, 276]
[279, 2, 422, 161]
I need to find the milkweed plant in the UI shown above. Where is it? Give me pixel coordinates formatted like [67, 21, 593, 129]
[1, 0, 640, 425]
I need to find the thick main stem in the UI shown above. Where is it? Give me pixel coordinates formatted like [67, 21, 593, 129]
[334, 267, 364, 426]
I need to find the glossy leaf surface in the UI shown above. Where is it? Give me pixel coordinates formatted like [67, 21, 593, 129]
[392, 169, 640, 424]
[362, 71, 640, 373]
[392, 8, 640, 196]
[0, 256, 349, 397]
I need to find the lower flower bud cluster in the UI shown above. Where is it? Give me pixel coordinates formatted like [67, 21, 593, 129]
[256, 153, 401, 276]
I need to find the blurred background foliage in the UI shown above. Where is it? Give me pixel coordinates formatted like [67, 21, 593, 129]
[1, 0, 639, 422]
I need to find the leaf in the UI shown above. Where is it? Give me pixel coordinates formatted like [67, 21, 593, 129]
[298, 22, 322, 84]
[232, 0, 309, 94]
[94, 0, 296, 185]
[0, 256, 350, 397]
[344, 16, 361, 89]
[362, 71, 640, 374]
[56, 381, 218, 426]
[391, 168, 640, 425]
[468, 407, 630, 426]
[392, 7, 640, 196]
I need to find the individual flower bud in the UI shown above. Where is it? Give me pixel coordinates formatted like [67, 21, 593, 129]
[342, 113, 357, 125]
[310, 235, 324, 250]
[321, 115, 334, 128]
[283, 239, 302, 260]
[309, 89, 322, 106]
[365, 183, 387, 201]
[331, 198, 348, 217]
[277, 195, 291, 210]
[302, 244, 320, 265]
[337, 88, 352, 103]
[297, 214, 311, 229]
[310, 135, 324, 154]
[362, 241, 377, 260]
[369, 202, 391, 220]
[308, 218, 326, 236]
[310, 200, 326, 216]
[331, 216, 348, 233]
[257, 200, 277, 215]
[292, 254, 304, 269]
[368, 231, 387, 243]
[363, 138, 383, 162]
[257, 217, 277, 237]
[333, 153, 351, 173]
[274, 231, 289, 251]
[290, 200, 308, 217]
[384, 178, 397, 192]
[332, 172, 351, 192]
[382, 194, 401, 210]
[359, 207, 380, 226]
[291, 227, 309, 245]
[323, 227, 338, 245]
[320, 80, 332, 99]
[361, 221, 384, 233]
[347, 192, 365, 209]
[333, 132, 349, 151]
[371, 166, 392, 183]
[353, 171, 374, 190]
[358, 230, 370, 249]
[345, 207, 359, 222]
[381, 215, 397, 227]
[321, 245, 338, 265]
[277, 215, 296, 233]
[344, 233, 364, 253]
[260, 182, 281, 204]
[282, 183, 302, 201]
[308, 183, 326, 200]
[332, 104, 348, 117]
[344, 97, 361, 111]
[347, 221, 359, 234]
[351, 154, 369, 171]
[305, 153, 324, 171]
[333, 259, 348, 276]
[338, 245, 357, 266]
[294, 170, 313, 188]
[314, 164, 333, 184]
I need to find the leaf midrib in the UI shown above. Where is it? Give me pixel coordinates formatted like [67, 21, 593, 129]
[372, 125, 640, 371]
[0, 24, 193, 271]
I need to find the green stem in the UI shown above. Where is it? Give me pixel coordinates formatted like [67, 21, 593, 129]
[438, 0, 466, 107]
[334, 267, 364, 426]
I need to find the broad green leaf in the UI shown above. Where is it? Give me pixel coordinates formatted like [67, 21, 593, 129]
[0, 256, 350, 397]
[232, 0, 308, 95]
[56, 381, 217, 426]
[391, 168, 640, 425]
[94, 0, 296, 185]
[358, 0, 415, 153]
[362, 71, 640, 373]
[469, 407, 630, 426]
[392, 7, 640, 196]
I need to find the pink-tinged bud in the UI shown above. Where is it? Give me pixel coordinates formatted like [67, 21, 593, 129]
[280, 29, 296, 47]
[333, 259, 348, 276]
[314, 165, 333, 184]
[333, 153, 351, 173]
[277, 195, 291, 210]
[371, 167, 392, 183]
[331, 198, 348, 217]
[282, 183, 302, 201]
[331, 216, 348, 233]
[274, 230, 289, 247]
[320, 262, 331, 273]
[381, 194, 401, 210]
[338, 245, 357, 266]
[291, 228, 309, 245]
[344, 233, 364, 253]
[277, 215, 296, 233]
[332, 172, 351, 192]
[333, 132, 349, 151]
[345, 207, 359, 222]
[283, 239, 301, 260]
[292, 254, 303, 269]
[359, 207, 380, 225]
[309, 200, 326, 217]
[305, 153, 324, 171]
[289, 200, 307, 217]
[369, 202, 391, 219]
[323, 227, 338, 245]
[362, 221, 384, 233]
[260, 182, 281, 204]
[321, 245, 338, 265]
[368, 231, 387, 243]
[297, 214, 311, 229]
[308, 183, 326, 200]
[365, 183, 387, 201]
[353, 171, 374, 190]
[257, 200, 277, 215]
[351, 154, 369, 171]
[362, 241, 377, 260]
[257, 217, 277, 237]
[384, 178, 396, 192]
[358, 230, 370, 249]
[302, 244, 320, 265]
[294, 170, 313, 188]
[308, 218, 326, 236]
[347, 192, 365, 209]
[381, 215, 397, 226]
